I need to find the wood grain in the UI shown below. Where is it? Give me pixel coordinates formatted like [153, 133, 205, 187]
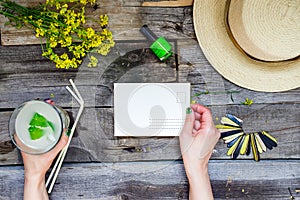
[0, 1, 194, 45]
[0, 41, 299, 165]
[0, 161, 299, 199]
[0, 42, 299, 109]
[142, 0, 193, 7]
[0, 2, 299, 199]
[1, 102, 299, 165]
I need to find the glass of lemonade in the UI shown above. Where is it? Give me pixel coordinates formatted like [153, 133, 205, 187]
[9, 100, 70, 154]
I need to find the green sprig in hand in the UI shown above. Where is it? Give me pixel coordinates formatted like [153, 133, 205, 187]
[0, 0, 115, 69]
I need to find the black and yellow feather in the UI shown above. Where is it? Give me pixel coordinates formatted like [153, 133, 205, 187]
[217, 114, 278, 162]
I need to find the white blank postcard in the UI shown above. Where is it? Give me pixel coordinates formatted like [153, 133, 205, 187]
[114, 83, 190, 137]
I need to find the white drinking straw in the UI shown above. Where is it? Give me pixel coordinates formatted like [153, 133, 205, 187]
[46, 79, 84, 193]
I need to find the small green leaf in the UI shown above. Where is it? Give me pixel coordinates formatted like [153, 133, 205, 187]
[28, 126, 45, 140]
[29, 113, 48, 127]
[47, 121, 55, 132]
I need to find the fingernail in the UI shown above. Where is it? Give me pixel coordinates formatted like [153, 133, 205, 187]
[186, 107, 192, 114]
[65, 129, 71, 137]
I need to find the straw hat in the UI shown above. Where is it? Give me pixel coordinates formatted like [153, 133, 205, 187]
[193, 0, 300, 92]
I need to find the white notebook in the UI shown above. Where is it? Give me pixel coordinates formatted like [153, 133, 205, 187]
[114, 83, 190, 137]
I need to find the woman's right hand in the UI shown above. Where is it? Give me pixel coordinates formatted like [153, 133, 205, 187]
[180, 104, 220, 169]
[179, 104, 220, 200]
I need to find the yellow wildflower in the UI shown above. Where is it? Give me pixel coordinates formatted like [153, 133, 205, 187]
[63, 26, 72, 35]
[88, 55, 98, 67]
[97, 46, 109, 56]
[86, 27, 95, 39]
[49, 24, 59, 35]
[80, 0, 87, 4]
[60, 53, 68, 60]
[42, 48, 53, 57]
[55, 3, 61, 10]
[89, 0, 96, 4]
[99, 15, 109, 27]
[80, 10, 85, 24]
[242, 98, 253, 106]
[61, 36, 72, 47]
[52, 13, 58, 20]
[35, 28, 45, 37]
[36, 19, 43, 27]
[50, 53, 59, 61]
[50, 41, 57, 48]
[0, 0, 114, 69]
[60, 4, 68, 15]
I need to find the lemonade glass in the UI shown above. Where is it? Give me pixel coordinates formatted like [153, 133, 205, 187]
[9, 100, 69, 154]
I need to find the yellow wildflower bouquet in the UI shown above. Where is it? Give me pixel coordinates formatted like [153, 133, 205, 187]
[0, 0, 114, 69]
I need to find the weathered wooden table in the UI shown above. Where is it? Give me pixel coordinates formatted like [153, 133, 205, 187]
[0, 1, 299, 199]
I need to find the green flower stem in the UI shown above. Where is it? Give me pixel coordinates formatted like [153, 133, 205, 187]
[1, 1, 39, 16]
[0, 10, 19, 19]
[193, 90, 240, 97]
[1, 1, 62, 28]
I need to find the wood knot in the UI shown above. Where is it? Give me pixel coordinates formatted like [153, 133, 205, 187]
[120, 194, 129, 200]
[0, 140, 15, 154]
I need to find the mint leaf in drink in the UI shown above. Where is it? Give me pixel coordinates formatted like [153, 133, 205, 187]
[28, 112, 55, 140]
[29, 113, 48, 127]
[47, 121, 55, 132]
[28, 126, 45, 140]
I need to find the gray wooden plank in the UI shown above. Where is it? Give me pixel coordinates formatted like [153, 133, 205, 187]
[0, 41, 178, 108]
[1, 103, 299, 165]
[1, 76, 299, 109]
[0, 160, 299, 199]
[1, 43, 300, 109]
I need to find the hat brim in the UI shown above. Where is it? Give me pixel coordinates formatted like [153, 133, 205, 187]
[193, 0, 300, 92]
